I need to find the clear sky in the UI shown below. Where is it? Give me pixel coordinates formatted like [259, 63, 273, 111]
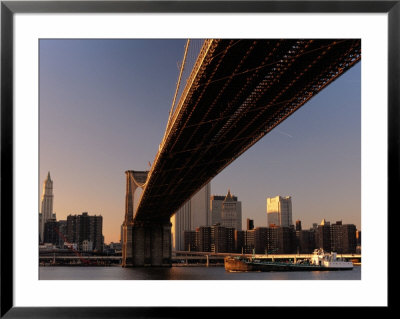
[39, 39, 361, 244]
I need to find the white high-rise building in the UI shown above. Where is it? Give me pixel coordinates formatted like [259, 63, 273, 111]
[266, 195, 292, 227]
[171, 183, 211, 251]
[211, 189, 242, 231]
[39, 172, 55, 242]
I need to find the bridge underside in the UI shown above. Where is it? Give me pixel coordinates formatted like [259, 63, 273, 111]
[125, 39, 360, 267]
[135, 39, 361, 223]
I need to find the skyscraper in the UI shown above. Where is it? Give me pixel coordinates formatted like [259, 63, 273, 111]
[171, 183, 211, 251]
[210, 195, 225, 226]
[266, 195, 292, 227]
[39, 172, 54, 243]
[221, 189, 242, 231]
[211, 190, 242, 231]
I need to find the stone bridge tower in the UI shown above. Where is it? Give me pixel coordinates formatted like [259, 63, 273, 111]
[122, 170, 172, 267]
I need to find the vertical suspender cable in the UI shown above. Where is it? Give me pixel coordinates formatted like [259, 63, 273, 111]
[166, 39, 191, 134]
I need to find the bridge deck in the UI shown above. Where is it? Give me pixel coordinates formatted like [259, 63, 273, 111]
[134, 39, 361, 222]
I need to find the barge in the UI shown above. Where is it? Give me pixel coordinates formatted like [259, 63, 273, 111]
[224, 249, 353, 272]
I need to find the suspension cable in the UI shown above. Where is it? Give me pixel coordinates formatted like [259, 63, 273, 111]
[166, 39, 191, 133]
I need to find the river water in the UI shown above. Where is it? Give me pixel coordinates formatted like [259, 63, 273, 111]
[39, 265, 361, 280]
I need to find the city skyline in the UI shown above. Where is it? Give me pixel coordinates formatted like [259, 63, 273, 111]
[39, 39, 361, 243]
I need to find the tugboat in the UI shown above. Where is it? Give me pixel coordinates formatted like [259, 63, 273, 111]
[224, 248, 353, 272]
[309, 248, 354, 270]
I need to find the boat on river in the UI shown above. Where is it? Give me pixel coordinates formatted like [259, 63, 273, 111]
[224, 249, 353, 272]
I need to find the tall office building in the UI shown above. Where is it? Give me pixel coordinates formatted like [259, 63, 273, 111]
[211, 190, 242, 231]
[171, 183, 211, 251]
[315, 219, 331, 252]
[266, 195, 292, 227]
[221, 190, 242, 230]
[39, 172, 55, 243]
[210, 195, 226, 225]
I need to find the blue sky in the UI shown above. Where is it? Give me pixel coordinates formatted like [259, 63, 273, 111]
[40, 39, 361, 243]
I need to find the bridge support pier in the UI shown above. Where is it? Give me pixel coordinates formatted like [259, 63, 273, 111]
[122, 224, 133, 267]
[122, 221, 172, 267]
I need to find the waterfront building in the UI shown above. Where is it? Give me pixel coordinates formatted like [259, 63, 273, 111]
[183, 230, 197, 251]
[43, 219, 59, 246]
[244, 229, 255, 254]
[66, 215, 78, 244]
[266, 225, 279, 254]
[254, 227, 267, 254]
[314, 219, 357, 253]
[39, 172, 54, 243]
[66, 212, 103, 252]
[277, 226, 296, 254]
[189, 224, 236, 253]
[109, 242, 122, 251]
[171, 183, 211, 251]
[315, 219, 331, 252]
[266, 195, 292, 227]
[225, 227, 236, 253]
[254, 227, 268, 254]
[211, 225, 235, 253]
[57, 220, 67, 248]
[264, 225, 296, 254]
[330, 221, 343, 253]
[197, 226, 212, 252]
[342, 224, 357, 253]
[296, 229, 316, 253]
[82, 240, 93, 252]
[211, 190, 242, 231]
[235, 230, 245, 253]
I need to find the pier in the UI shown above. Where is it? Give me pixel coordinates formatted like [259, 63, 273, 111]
[39, 251, 361, 266]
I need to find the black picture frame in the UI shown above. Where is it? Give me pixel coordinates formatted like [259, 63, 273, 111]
[1, 0, 395, 317]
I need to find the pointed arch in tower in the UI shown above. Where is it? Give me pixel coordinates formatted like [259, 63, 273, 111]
[124, 170, 149, 225]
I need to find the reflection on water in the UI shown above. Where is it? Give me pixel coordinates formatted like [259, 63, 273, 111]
[39, 265, 361, 280]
